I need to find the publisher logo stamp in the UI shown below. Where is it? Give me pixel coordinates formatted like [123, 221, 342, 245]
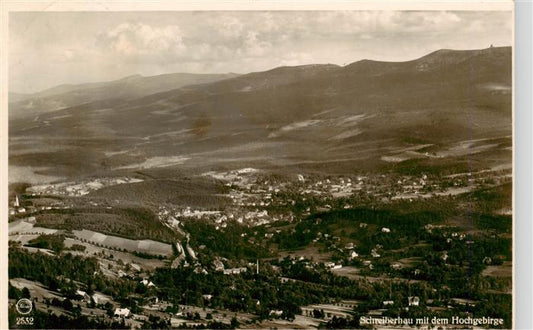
[15, 298, 32, 315]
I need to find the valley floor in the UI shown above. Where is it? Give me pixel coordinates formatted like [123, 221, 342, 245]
[8, 164, 512, 329]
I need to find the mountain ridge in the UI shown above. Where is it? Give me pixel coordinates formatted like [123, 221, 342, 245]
[9, 72, 240, 119]
[9, 46, 512, 179]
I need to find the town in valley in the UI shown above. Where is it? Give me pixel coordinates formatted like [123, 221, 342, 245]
[7, 10, 512, 329]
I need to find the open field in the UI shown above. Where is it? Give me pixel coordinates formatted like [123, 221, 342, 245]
[9, 220, 58, 235]
[63, 238, 167, 270]
[72, 229, 173, 257]
[330, 266, 361, 280]
[10, 278, 63, 301]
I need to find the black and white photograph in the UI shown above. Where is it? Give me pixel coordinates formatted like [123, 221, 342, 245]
[4, 2, 514, 329]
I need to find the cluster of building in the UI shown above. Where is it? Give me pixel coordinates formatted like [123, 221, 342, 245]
[26, 177, 143, 197]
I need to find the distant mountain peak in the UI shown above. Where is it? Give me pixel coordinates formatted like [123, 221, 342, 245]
[419, 46, 511, 64]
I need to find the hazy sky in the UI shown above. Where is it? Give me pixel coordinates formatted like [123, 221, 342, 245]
[9, 11, 512, 93]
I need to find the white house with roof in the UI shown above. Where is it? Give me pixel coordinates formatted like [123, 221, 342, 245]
[91, 292, 110, 304]
[269, 310, 283, 317]
[114, 308, 130, 318]
[140, 279, 156, 287]
[223, 267, 247, 275]
[390, 263, 402, 270]
[344, 242, 355, 250]
[76, 290, 91, 302]
[408, 296, 420, 307]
